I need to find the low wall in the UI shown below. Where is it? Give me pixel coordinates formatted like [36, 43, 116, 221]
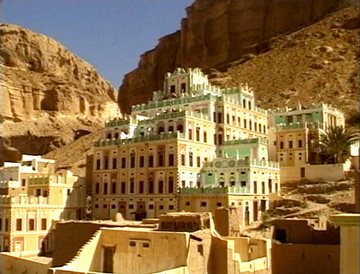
[281, 163, 349, 183]
[61, 231, 102, 272]
[240, 257, 267, 273]
[271, 242, 339, 274]
[154, 266, 189, 274]
[0, 253, 51, 274]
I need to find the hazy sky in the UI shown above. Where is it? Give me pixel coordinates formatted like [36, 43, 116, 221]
[1, 0, 192, 88]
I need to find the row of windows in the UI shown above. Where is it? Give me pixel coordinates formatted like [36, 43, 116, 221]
[93, 179, 277, 195]
[94, 178, 175, 195]
[180, 153, 208, 167]
[252, 180, 278, 194]
[94, 203, 174, 211]
[96, 153, 176, 170]
[188, 128, 208, 142]
[96, 153, 209, 170]
[213, 112, 266, 133]
[278, 152, 303, 162]
[0, 218, 48, 232]
[184, 200, 267, 210]
[278, 140, 303, 149]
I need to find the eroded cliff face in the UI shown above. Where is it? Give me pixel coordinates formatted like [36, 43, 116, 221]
[0, 23, 119, 163]
[118, 0, 348, 113]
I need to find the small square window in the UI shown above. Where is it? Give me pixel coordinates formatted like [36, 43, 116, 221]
[198, 244, 204, 255]
[169, 205, 174, 210]
[217, 202, 222, 207]
[129, 241, 136, 247]
[159, 205, 164, 210]
[129, 204, 134, 209]
[95, 204, 99, 208]
[200, 202, 207, 207]
[111, 204, 116, 209]
[149, 204, 154, 209]
[103, 204, 107, 209]
[143, 243, 150, 248]
[185, 201, 190, 206]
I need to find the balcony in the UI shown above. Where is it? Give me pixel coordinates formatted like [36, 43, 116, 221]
[0, 180, 20, 189]
[28, 175, 55, 185]
[0, 195, 49, 205]
[132, 94, 219, 112]
[94, 132, 186, 147]
[180, 186, 249, 195]
[105, 118, 136, 128]
[224, 137, 268, 146]
[203, 158, 279, 169]
[276, 122, 324, 131]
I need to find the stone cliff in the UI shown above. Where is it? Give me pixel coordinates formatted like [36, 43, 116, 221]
[0, 23, 120, 163]
[118, 0, 350, 113]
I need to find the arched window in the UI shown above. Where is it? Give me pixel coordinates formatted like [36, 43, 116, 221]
[107, 133, 112, 139]
[158, 127, 164, 134]
[168, 177, 174, 193]
[130, 178, 135, 194]
[114, 133, 119, 139]
[104, 156, 109, 169]
[111, 181, 116, 194]
[95, 183, 100, 194]
[103, 182, 108, 194]
[168, 126, 174, 132]
[177, 124, 183, 133]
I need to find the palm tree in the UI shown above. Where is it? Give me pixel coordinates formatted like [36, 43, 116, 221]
[319, 125, 359, 164]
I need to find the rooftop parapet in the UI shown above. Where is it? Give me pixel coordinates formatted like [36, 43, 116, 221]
[180, 186, 249, 195]
[132, 94, 219, 112]
[276, 122, 324, 131]
[269, 103, 343, 115]
[138, 110, 211, 126]
[223, 137, 268, 146]
[105, 117, 137, 128]
[28, 175, 56, 185]
[94, 132, 186, 147]
[0, 195, 49, 205]
[221, 96, 267, 115]
[203, 158, 279, 169]
[1, 165, 34, 173]
[0, 181, 20, 189]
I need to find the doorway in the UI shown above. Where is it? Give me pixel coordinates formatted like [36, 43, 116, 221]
[118, 201, 127, 219]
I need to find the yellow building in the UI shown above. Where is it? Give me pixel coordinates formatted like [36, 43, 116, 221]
[92, 68, 280, 223]
[0, 155, 86, 255]
[268, 104, 345, 167]
[268, 104, 350, 182]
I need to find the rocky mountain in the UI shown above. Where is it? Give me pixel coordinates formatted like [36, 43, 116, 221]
[212, 4, 359, 125]
[118, 0, 356, 117]
[0, 24, 120, 164]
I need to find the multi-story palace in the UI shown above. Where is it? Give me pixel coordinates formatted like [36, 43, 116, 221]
[92, 68, 280, 224]
[0, 155, 86, 254]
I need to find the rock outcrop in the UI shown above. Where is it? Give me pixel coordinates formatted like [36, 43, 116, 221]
[118, 0, 350, 113]
[0, 23, 120, 163]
